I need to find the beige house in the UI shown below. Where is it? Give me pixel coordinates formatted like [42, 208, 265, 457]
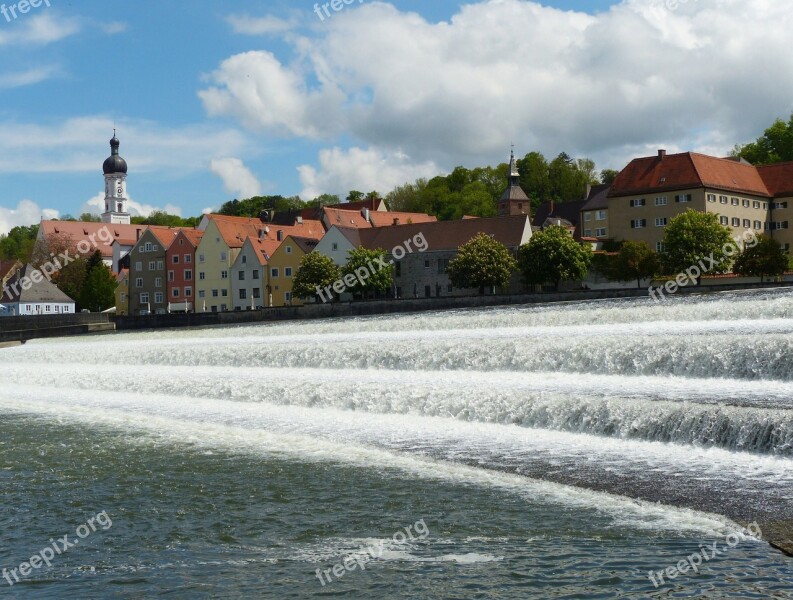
[115, 269, 129, 316]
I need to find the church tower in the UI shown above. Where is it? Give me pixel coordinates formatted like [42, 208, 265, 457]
[498, 149, 531, 217]
[101, 132, 131, 225]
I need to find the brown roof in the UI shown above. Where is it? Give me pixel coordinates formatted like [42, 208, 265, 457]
[146, 226, 184, 247]
[356, 215, 532, 253]
[1, 264, 75, 304]
[177, 229, 205, 247]
[0, 259, 22, 282]
[39, 220, 148, 258]
[368, 211, 437, 227]
[758, 162, 793, 197]
[289, 236, 320, 254]
[206, 215, 265, 248]
[322, 208, 372, 229]
[609, 151, 770, 198]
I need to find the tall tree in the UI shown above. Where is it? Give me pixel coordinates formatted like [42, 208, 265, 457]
[78, 250, 116, 312]
[662, 210, 736, 284]
[446, 232, 518, 293]
[518, 225, 592, 290]
[342, 247, 393, 296]
[600, 169, 620, 185]
[0, 224, 39, 261]
[609, 241, 660, 288]
[346, 190, 365, 203]
[292, 252, 342, 302]
[735, 113, 793, 165]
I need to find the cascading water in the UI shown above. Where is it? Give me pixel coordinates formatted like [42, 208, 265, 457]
[2, 288, 792, 597]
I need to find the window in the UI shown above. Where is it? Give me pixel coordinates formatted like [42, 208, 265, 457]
[731, 217, 740, 227]
[199, 272, 205, 280]
[395, 262, 401, 277]
[424, 259, 430, 269]
[239, 289, 247, 300]
[221, 304, 227, 312]
[172, 255, 180, 264]
[157, 261, 164, 270]
[763, 202, 768, 209]
[743, 199, 751, 208]
[754, 201, 761, 209]
[774, 201, 789, 209]
[584, 229, 592, 237]
[251, 288, 260, 299]
[630, 219, 646, 229]
[447, 284, 453, 293]
[145, 242, 153, 252]
[220, 252, 228, 262]
[285, 292, 292, 303]
[168, 271, 174, 282]
[656, 242, 666, 252]
[221, 270, 228, 279]
[212, 289, 219, 297]
[584, 213, 592, 221]
[774, 221, 789, 230]
[198, 290, 205, 299]
[45, 305, 50, 313]
[332, 243, 339, 251]
[720, 196, 728, 204]
[149, 261, 156, 270]
[271, 268, 279, 278]
[630, 198, 646, 207]
[438, 258, 450, 274]
[155, 292, 164, 304]
[185, 254, 191, 264]
[743, 219, 751, 228]
[135, 278, 143, 288]
[140, 293, 149, 304]
[185, 288, 192, 297]
[239, 271, 246, 281]
[222, 289, 228, 297]
[720, 216, 729, 225]
[285, 267, 293, 277]
[707, 194, 717, 203]
[120, 293, 126, 303]
[731, 197, 739, 206]
[135, 261, 142, 271]
[286, 246, 292, 254]
[596, 210, 607, 220]
[595, 228, 607, 237]
[253, 270, 260, 280]
[152, 245, 159, 252]
[655, 217, 668, 227]
[185, 270, 192, 281]
[172, 288, 180, 298]
[242, 255, 247, 264]
[199, 254, 206, 263]
[676, 194, 693, 203]
[655, 196, 668, 206]
[754, 220, 762, 230]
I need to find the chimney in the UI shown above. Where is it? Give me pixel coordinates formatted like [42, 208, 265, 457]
[393, 218, 400, 226]
[277, 230, 284, 241]
[362, 208, 370, 223]
[658, 149, 667, 160]
[136, 228, 142, 240]
[550, 200, 554, 216]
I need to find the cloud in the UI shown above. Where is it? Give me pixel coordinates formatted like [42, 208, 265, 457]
[226, 14, 296, 35]
[81, 192, 182, 218]
[201, 0, 793, 172]
[99, 21, 127, 35]
[298, 146, 441, 200]
[0, 199, 58, 236]
[209, 157, 262, 199]
[0, 116, 253, 175]
[0, 12, 80, 46]
[0, 66, 59, 89]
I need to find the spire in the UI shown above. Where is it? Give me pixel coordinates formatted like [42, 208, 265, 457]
[509, 148, 519, 179]
[110, 130, 120, 156]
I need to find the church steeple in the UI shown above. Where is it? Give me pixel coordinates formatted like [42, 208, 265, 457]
[101, 131, 131, 225]
[498, 147, 530, 217]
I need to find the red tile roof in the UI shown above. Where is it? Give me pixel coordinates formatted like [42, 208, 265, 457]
[758, 162, 793, 197]
[39, 220, 148, 258]
[368, 211, 437, 227]
[609, 151, 770, 198]
[322, 208, 372, 229]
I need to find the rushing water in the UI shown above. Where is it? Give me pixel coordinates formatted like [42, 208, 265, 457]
[2, 289, 793, 598]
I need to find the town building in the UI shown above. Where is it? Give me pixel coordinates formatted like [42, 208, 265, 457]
[230, 236, 268, 311]
[115, 269, 129, 316]
[101, 132, 132, 225]
[498, 150, 531, 217]
[127, 227, 181, 315]
[267, 236, 319, 307]
[0, 264, 75, 316]
[0, 259, 22, 289]
[166, 229, 204, 313]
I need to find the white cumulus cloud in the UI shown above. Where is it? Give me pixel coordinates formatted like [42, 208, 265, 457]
[209, 157, 262, 199]
[0, 199, 58, 236]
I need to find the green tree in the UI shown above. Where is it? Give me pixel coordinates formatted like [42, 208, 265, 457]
[518, 225, 592, 290]
[342, 247, 393, 297]
[78, 250, 116, 312]
[346, 190, 365, 203]
[218, 195, 305, 218]
[53, 257, 87, 307]
[609, 241, 660, 288]
[78, 213, 102, 222]
[446, 232, 518, 293]
[735, 113, 793, 165]
[292, 252, 342, 302]
[447, 181, 497, 220]
[306, 193, 340, 208]
[600, 169, 620, 185]
[733, 235, 788, 281]
[662, 210, 736, 284]
[0, 224, 39, 261]
[517, 151, 550, 212]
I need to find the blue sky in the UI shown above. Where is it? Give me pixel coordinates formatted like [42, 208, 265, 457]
[0, 0, 791, 233]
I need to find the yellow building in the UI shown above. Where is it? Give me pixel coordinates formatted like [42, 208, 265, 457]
[115, 269, 129, 316]
[267, 236, 319, 307]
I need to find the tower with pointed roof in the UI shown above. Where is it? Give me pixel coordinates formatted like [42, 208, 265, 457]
[498, 149, 531, 217]
[101, 131, 131, 225]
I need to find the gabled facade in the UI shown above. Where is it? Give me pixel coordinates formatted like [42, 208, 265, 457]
[230, 237, 268, 311]
[115, 269, 129, 316]
[314, 227, 361, 266]
[128, 227, 180, 315]
[268, 236, 318, 307]
[166, 229, 204, 313]
[0, 264, 75, 316]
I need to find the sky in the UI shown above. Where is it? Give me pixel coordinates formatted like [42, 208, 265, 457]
[0, 0, 791, 234]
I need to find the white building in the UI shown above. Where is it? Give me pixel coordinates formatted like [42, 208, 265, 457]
[0, 264, 76, 316]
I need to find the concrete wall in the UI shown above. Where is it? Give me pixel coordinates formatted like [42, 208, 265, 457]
[0, 313, 115, 342]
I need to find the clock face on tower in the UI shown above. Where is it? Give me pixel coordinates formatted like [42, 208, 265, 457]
[116, 180, 123, 196]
